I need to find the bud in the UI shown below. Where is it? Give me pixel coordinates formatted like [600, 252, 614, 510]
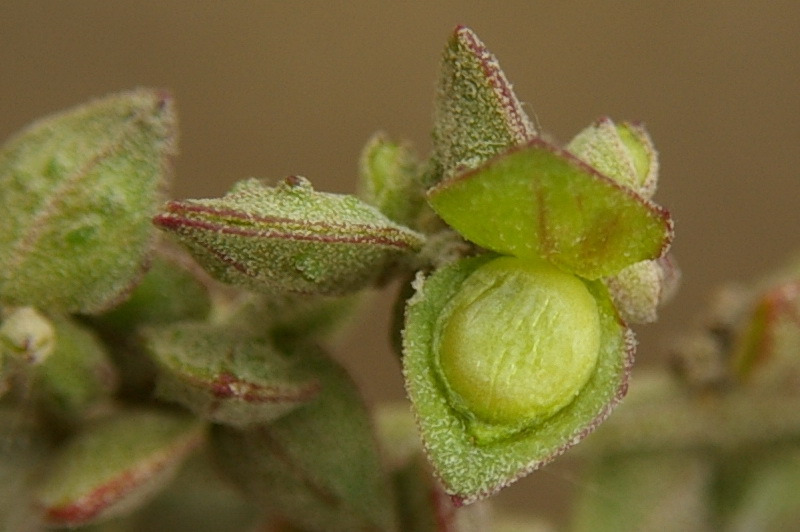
[402, 255, 634, 504]
[154, 176, 425, 295]
[35, 410, 203, 527]
[358, 132, 426, 228]
[426, 138, 673, 280]
[0, 89, 177, 313]
[431, 26, 537, 183]
[0, 306, 56, 366]
[604, 254, 680, 324]
[32, 315, 118, 423]
[143, 322, 320, 427]
[567, 118, 659, 198]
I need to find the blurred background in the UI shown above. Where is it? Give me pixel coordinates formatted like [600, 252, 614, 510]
[2, 1, 798, 526]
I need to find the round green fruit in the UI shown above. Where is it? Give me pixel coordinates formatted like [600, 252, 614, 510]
[434, 256, 601, 426]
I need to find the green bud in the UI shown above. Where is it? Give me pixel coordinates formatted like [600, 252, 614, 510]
[567, 118, 658, 198]
[358, 132, 426, 228]
[604, 255, 680, 324]
[35, 410, 204, 527]
[212, 343, 398, 532]
[32, 315, 118, 423]
[154, 176, 425, 295]
[403, 255, 634, 504]
[0, 306, 56, 366]
[431, 26, 537, 183]
[0, 89, 177, 313]
[427, 139, 673, 280]
[143, 322, 319, 427]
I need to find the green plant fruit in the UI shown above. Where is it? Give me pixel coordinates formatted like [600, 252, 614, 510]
[434, 256, 600, 427]
[403, 255, 634, 504]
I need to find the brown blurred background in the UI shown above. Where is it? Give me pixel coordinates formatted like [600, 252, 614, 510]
[2, 1, 799, 525]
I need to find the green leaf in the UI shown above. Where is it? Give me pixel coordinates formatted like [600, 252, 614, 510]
[427, 138, 673, 280]
[212, 343, 398, 532]
[155, 176, 425, 295]
[402, 256, 633, 504]
[35, 410, 203, 527]
[143, 322, 319, 428]
[0, 89, 177, 313]
[431, 26, 537, 183]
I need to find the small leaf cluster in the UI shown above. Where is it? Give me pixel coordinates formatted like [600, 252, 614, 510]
[0, 26, 682, 531]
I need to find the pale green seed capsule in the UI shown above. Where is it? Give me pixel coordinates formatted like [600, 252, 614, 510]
[567, 117, 658, 199]
[434, 256, 601, 427]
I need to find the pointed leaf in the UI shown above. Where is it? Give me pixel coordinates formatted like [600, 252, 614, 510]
[155, 176, 425, 295]
[432, 26, 537, 183]
[212, 344, 398, 532]
[144, 322, 320, 427]
[35, 410, 203, 527]
[427, 139, 673, 279]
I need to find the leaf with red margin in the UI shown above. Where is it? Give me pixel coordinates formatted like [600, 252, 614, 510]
[427, 138, 673, 280]
[35, 410, 203, 527]
[431, 26, 537, 183]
